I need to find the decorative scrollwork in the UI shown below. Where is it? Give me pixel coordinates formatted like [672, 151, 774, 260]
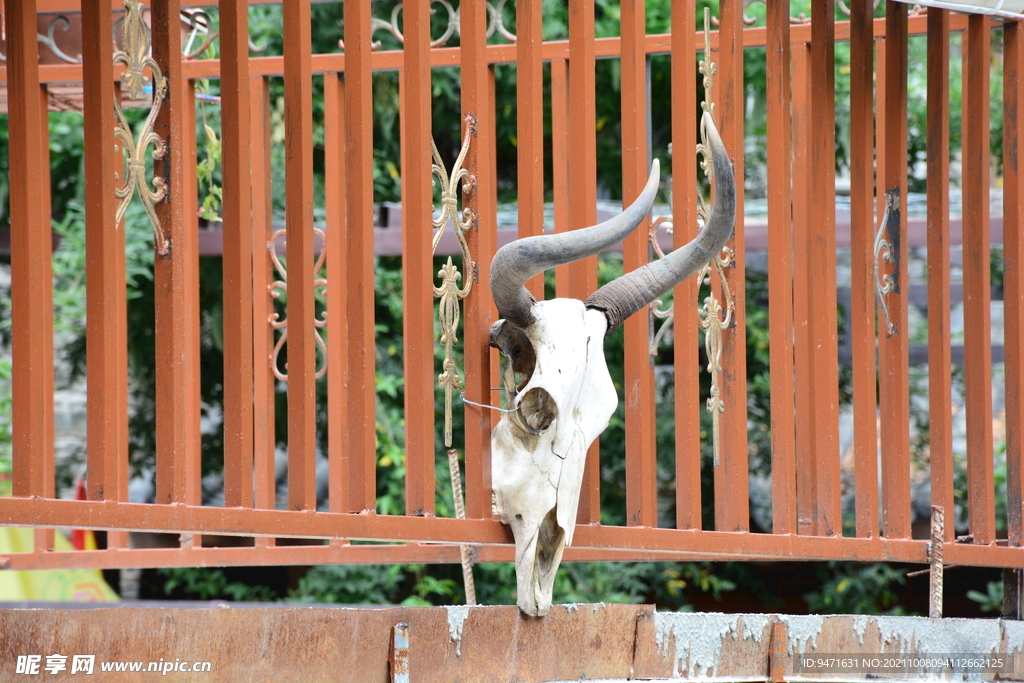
[113, 0, 170, 255]
[696, 10, 734, 469]
[874, 190, 899, 338]
[339, 0, 515, 51]
[432, 115, 477, 447]
[182, 8, 267, 59]
[268, 229, 329, 381]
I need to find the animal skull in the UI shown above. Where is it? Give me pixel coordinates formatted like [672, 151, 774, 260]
[489, 112, 736, 616]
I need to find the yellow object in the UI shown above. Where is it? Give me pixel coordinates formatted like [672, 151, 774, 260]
[0, 527, 118, 601]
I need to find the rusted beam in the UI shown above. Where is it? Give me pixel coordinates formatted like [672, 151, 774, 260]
[850, 0, 880, 540]
[344, 0, 378, 513]
[766, 0, 796, 536]
[219, 0, 255, 509]
[879, 1, 911, 539]
[791, 43, 817, 536]
[153, 0, 202, 506]
[1006, 19, 1024, 548]
[808, 0, 841, 537]
[567, 0, 603, 526]
[962, 13, 996, 544]
[6, 0, 53, 501]
[324, 72, 349, 515]
[672, 0, 702, 531]
[459, 0, 495, 520]
[516, 0, 544, 302]
[621, 0, 658, 529]
[400, 0, 435, 516]
[928, 8, 955, 541]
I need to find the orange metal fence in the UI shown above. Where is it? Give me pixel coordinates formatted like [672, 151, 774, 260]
[1, 0, 1023, 578]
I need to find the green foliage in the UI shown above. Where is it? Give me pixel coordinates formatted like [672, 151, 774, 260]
[804, 563, 909, 615]
[157, 567, 278, 602]
[967, 580, 1003, 613]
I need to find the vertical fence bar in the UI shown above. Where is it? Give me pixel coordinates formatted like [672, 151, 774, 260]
[34, 83, 56, 552]
[880, 1, 911, 539]
[962, 13, 995, 544]
[672, 0, 701, 531]
[1005, 19, 1024, 548]
[153, 0, 201, 506]
[715, 0, 750, 533]
[621, 0, 657, 528]
[876, 38, 888, 216]
[516, 0, 544, 301]
[927, 8, 954, 541]
[460, 0, 495, 520]
[808, 0, 841, 536]
[850, 0, 879, 539]
[345, 0, 378, 512]
[282, 0, 317, 512]
[324, 73, 350, 517]
[551, 58, 570, 297]
[250, 75, 277, 545]
[568, 0, 602, 525]
[82, 0, 125, 503]
[766, 0, 796, 535]
[220, 0, 255, 509]
[7, 0, 51, 501]
[401, 0, 435, 516]
[791, 42, 818, 536]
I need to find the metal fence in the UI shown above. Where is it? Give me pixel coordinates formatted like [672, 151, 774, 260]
[1, 0, 1023, 580]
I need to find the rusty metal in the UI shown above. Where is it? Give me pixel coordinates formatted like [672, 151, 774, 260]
[1006, 18, 1024, 549]
[620, 0, 658, 529]
[765, 0, 795, 536]
[930, 505, 944, 618]
[928, 7, 955, 542]
[963, 13, 996, 544]
[515, 0, 544, 303]
[459, 0, 496, 521]
[400, 0, 436, 516]
[712, 0, 750, 534]
[5, 0, 1024, 595]
[389, 622, 410, 683]
[849, 0, 879, 541]
[808, 0, 841, 537]
[671, 0, 702, 533]
[879, 1, 911, 539]
[567, 0, 602, 526]
[345, 0, 378, 514]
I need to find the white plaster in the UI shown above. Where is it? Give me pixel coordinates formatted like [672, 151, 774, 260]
[782, 614, 824, 654]
[446, 605, 471, 657]
[653, 612, 769, 679]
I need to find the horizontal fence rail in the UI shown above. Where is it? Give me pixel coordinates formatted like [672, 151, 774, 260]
[1, 0, 1023, 587]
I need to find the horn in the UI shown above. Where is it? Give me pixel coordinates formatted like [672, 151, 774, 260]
[488, 160, 661, 329]
[584, 112, 735, 334]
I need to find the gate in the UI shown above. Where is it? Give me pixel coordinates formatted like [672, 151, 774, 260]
[1, 0, 1023, 607]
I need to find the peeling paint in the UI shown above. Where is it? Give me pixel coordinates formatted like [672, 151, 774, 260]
[781, 614, 824, 654]
[1003, 620, 1024, 655]
[562, 603, 580, 612]
[851, 614, 870, 646]
[446, 605, 471, 657]
[873, 615, 1001, 655]
[653, 612, 770, 678]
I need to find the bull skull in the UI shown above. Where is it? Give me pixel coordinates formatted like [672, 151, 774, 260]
[488, 112, 736, 616]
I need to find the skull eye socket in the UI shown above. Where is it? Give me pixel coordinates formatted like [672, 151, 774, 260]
[518, 387, 557, 434]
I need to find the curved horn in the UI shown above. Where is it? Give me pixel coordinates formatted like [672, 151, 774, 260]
[489, 160, 661, 329]
[584, 112, 735, 334]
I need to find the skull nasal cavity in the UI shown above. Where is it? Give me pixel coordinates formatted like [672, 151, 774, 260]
[520, 387, 557, 433]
